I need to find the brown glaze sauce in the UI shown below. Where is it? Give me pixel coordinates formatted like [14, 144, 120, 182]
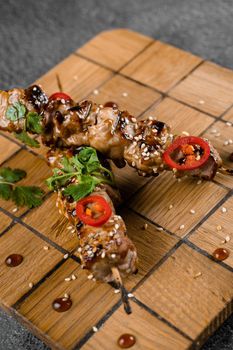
[213, 248, 230, 261]
[5, 254, 24, 267]
[52, 297, 72, 312]
[104, 101, 119, 109]
[117, 334, 136, 348]
[229, 152, 233, 162]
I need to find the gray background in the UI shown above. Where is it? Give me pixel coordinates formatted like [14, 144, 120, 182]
[0, 0, 233, 349]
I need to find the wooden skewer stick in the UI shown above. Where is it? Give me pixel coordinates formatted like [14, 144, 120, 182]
[111, 267, 132, 314]
[56, 73, 63, 92]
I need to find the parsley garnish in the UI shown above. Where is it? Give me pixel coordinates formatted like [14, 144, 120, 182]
[0, 167, 44, 208]
[6, 102, 26, 121]
[46, 147, 115, 202]
[26, 112, 43, 134]
[14, 131, 40, 148]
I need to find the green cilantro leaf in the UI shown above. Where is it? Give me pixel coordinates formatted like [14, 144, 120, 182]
[0, 184, 12, 200]
[45, 147, 115, 202]
[63, 175, 98, 201]
[6, 102, 26, 121]
[0, 167, 26, 183]
[26, 112, 43, 134]
[0, 167, 44, 208]
[14, 131, 40, 148]
[11, 186, 44, 208]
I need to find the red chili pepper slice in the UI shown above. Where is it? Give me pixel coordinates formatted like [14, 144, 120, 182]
[49, 92, 72, 101]
[163, 136, 210, 171]
[76, 195, 112, 227]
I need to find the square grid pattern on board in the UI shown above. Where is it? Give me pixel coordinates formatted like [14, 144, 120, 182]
[0, 29, 232, 350]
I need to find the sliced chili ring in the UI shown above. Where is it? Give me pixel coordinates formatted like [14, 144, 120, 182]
[49, 92, 72, 101]
[76, 195, 112, 227]
[163, 136, 210, 171]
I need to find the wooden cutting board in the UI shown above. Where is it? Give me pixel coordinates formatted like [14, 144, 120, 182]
[0, 29, 233, 350]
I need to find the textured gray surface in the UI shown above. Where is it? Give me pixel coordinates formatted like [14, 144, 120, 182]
[0, 0, 233, 349]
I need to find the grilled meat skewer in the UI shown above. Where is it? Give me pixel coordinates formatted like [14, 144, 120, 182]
[0, 85, 225, 180]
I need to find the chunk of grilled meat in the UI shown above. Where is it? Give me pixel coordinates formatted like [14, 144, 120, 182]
[0, 85, 224, 180]
[47, 148, 138, 283]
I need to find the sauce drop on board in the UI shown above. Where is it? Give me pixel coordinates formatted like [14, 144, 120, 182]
[117, 334, 136, 348]
[52, 297, 72, 312]
[213, 248, 230, 261]
[104, 101, 119, 109]
[5, 254, 24, 267]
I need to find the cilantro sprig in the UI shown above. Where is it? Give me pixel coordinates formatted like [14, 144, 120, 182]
[0, 167, 44, 208]
[46, 147, 115, 202]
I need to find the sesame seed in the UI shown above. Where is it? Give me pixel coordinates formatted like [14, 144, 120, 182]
[177, 178, 181, 182]
[71, 274, 77, 280]
[128, 293, 134, 298]
[77, 247, 82, 253]
[29, 282, 34, 288]
[122, 92, 128, 97]
[169, 204, 173, 210]
[67, 226, 73, 230]
[229, 139, 233, 144]
[93, 326, 98, 332]
[224, 140, 229, 146]
[71, 229, 76, 234]
[111, 254, 116, 259]
[43, 246, 49, 250]
[115, 224, 120, 229]
[182, 131, 190, 136]
[73, 75, 78, 80]
[143, 223, 148, 230]
[64, 293, 69, 299]
[216, 225, 222, 231]
[101, 251, 106, 258]
[198, 100, 205, 104]
[190, 209, 196, 214]
[114, 289, 120, 294]
[148, 116, 153, 120]
[225, 235, 231, 242]
[93, 89, 99, 95]
[226, 122, 232, 126]
[131, 117, 137, 122]
[12, 207, 18, 213]
[156, 227, 163, 231]
[221, 207, 227, 213]
[132, 161, 136, 167]
[194, 272, 202, 279]
[210, 129, 217, 134]
[88, 274, 94, 280]
[65, 277, 71, 282]
[179, 224, 185, 230]
[63, 253, 69, 259]
[197, 180, 202, 185]
[215, 133, 221, 137]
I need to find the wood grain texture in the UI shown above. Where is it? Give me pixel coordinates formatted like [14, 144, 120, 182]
[0, 149, 51, 217]
[0, 134, 20, 165]
[88, 74, 161, 117]
[135, 244, 233, 340]
[189, 196, 233, 268]
[121, 41, 202, 92]
[82, 301, 191, 350]
[77, 29, 152, 70]
[23, 194, 79, 252]
[129, 172, 227, 237]
[36, 54, 113, 101]
[0, 212, 12, 234]
[141, 97, 214, 135]
[18, 259, 119, 350]
[169, 61, 233, 116]
[223, 105, 233, 122]
[0, 223, 62, 307]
